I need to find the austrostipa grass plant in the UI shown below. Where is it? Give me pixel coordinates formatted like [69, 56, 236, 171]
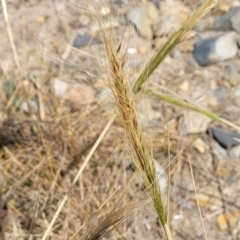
[92, 0, 218, 238]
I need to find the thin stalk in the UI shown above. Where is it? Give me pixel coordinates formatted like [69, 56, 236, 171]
[146, 89, 240, 132]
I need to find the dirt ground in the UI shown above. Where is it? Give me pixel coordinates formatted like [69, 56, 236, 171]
[0, 0, 240, 239]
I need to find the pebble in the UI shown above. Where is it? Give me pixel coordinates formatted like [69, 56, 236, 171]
[213, 7, 240, 32]
[217, 211, 240, 231]
[170, 49, 182, 59]
[152, 1, 190, 37]
[212, 141, 228, 160]
[229, 144, 240, 158]
[178, 40, 194, 52]
[193, 138, 207, 153]
[190, 186, 222, 210]
[214, 87, 226, 100]
[127, 3, 159, 40]
[232, 85, 240, 108]
[21, 100, 39, 113]
[178, 111, 211, 135]
[193, 32, 238, 66]
[208, 127, 240, 149]
[72, 34, 102, 48]
[150, 0, 160, 9]
[213, 2, 230, 15]
[137, 98, 160, 126]
[178, 80, 189, 91]
[154, 160, 167, 190]
[227, 64, 240, 86]
[52, 78, 94, 104]
[237, 38, 240, 48]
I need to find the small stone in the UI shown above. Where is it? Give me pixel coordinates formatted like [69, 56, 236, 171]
[178, 40, 194, 52]
[212, 141, 228, 160]
[52, 78, 94, 104]
[178, 112, 211, 135]
[127, 48, 137, 55]
[217, 214, 228, 231]
[237, 38, 240, 48]
[152, 1, 190, 37]
[137, 98, 160, 126]
[227, 64, 240, 87]
[193, 32, 238, 66]
[127, 3, 159, 40]
[72, 34, 102, 48]
[190, 186, 222, 210]
[213, 7, 240, 32]
[154, 160, 167, 190]
[217, 211, 240, 231]
[213, 3, 230, 15]
[21, 100, 39, 113]
[178, 80, 189, 91]
[150, 0, 160, 9]
[37, 15, 48, 24]
[229, 145, 240, 158]
[214, 87, 226, 100]
[208, 127, 240, 149]
[232, 85, 240, 107]
[154, 160, 167, 206]
[222, 105, 240, 121]
[193, 138, 207, 153]
[170, 49, 182, 59]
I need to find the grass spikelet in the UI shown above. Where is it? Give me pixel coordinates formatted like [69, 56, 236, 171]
[83, 201, 141, 240]
[97, 18, 171, 239]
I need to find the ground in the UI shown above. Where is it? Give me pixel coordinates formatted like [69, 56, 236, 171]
[0, 0, 240, 239]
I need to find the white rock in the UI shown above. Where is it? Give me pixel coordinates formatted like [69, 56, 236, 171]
[154, 160, 167, 191]
[193, 138, 207, 153]
[152, 2, 190, 37]
[137, 98, 160, 126]
[178, 80, 189, 91]
[127, 3, 159, 40]
[178, 111, 211, 135]
[52, 78, 94, 104]
[229, 145, 240, 158]
[211, 32, 238, 62]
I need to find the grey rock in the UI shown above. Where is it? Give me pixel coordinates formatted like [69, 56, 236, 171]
[229, 145, 240, 158]
[170, 49, 182, 59]
[212, 141, 228, 159]
[193, 32, 238, 66]
[73, 34, 102, 48]
[208, 127, 240, 149]
[214, 87, 226, 100]
[213, 7, 240, 32]
[127, 3, 159, 40]
[150, 0, 160, 9]
[222, 105, 240, 121]
[237, 38, 240, 48]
